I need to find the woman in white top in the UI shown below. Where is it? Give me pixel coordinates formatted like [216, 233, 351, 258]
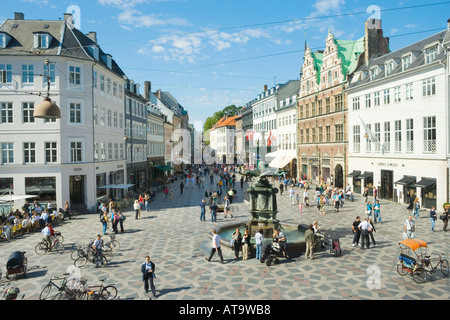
[133, 200, 141, 219]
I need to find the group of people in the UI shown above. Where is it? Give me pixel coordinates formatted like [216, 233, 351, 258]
[99, 198, 127, 234]
[351, 216, 378, 249]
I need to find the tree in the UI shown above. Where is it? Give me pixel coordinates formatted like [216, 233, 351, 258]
[203, 105, 240, 132]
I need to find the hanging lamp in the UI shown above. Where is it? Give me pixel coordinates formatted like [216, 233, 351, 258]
[33, 59, 61, 119]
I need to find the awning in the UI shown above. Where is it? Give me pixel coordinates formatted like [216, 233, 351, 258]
[0, 194, 36, 202]
[154, 165, 173, 171]
[347, 171, 361, 178]
[268, 151, 296, 169]
[98, 184, 135, 189]
[395, 176, 416, 186]
[413, 178, 436, 189]
[357, 172, 373, 179]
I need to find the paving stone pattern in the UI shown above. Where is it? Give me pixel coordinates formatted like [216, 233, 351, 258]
[1, 174, 449, 300]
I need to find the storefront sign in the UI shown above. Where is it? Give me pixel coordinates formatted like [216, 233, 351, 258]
[377, 162, 398, 168]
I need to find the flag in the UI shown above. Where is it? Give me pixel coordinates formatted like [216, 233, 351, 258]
[267, 131, 276, 146]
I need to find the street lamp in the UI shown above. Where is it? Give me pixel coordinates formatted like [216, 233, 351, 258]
[33, 59, 61, 119]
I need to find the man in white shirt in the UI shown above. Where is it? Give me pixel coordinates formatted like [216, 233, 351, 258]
[358, 218, 371, 249]
[289, 187, 296, 205]
[205, 229, 224, 264]
[404, 216, 415, 239]
[254, 229, 263, 260]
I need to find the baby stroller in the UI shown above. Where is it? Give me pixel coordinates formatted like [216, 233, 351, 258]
[6, 251, 27, 280]
[329, 238, 342, 257]
[260, 241, 283, 266]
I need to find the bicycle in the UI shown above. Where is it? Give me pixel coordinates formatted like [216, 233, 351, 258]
[59, 208, 78, 219]
[35, 232, 64, 255]
[421, 252, 449, 277]
[39, 272, 71, 300]
[51, 277, 88, 300]
[103, 234, 120, 255]
[82, 278, 118, 300]
[74, 248, 108, 268]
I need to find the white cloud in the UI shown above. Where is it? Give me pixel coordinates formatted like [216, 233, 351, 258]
[313, 0, 346, 15]
[117, 9, 189, 28]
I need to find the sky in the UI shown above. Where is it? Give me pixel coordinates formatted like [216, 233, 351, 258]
[1, 0, 450, 131]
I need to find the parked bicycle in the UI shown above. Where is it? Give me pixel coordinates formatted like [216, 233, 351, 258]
[59, 208, 78, 219]
[74, 248, 108, 268]
[102, 234, 120, 256]
[39, 272, 71, 300]
[421, 252, 449, 277]
[35, 232, 64, 255]
[81, 278, 118, 300]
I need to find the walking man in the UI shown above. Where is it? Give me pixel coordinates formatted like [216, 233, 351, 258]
[200, 199, 206, 222]
[141, 256, 157, 298]
[305, 224, 315, 260]
[352, 216, 361, 247]
[205, 229, 224, 264]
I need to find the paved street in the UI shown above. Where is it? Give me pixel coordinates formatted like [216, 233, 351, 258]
[1, 174, 449, 301]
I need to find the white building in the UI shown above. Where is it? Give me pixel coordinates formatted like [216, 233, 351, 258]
[346, 25, 450, 209]
[0, 13, 127, 212]
[209, 115, 238, 164]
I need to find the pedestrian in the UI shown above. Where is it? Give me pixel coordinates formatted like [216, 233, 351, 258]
[313, 221, 326, 248]
[442, 206, 450, 231]
[200, 199, 206, 222]
[412, 198, 420, 219]
[352, 216, 361, 247]
[254, 229, 263, 260]
[224, 196, 233, 218]
[429, 206, 437, 232]
[366, 201, 373, 220]
[112, 209, 120, 234]
[333, 191, 340, 212]
[169, 187, 174, 200]
[305, 224, 315, 260]
[273, 229, 290, 259]
[144, 193, 150, 212]
[205, 229, 224, 264]
[358, 218, 371, 249]
[363, 188, 369, 204]
[279, 183, 284, 196]
[118, 210, 125, 233]
[62, 201, 71, 220]
[373, 187, 378, 203]
[92, 234, 103, 259]
[100, 211, 108, 235]
[289, 187, 295, 205]
[367, 219, 377, 247]
[231, 228, 242, 260]
[403, 216, 415, 239]
[141, 256, 157, 298]
[210, 201, 217, 223]
[133, 200, 141, 219]
[242, 229, 251, 260]
[180, 181, 184, 195]
[319, 196, 326, 215]
[373, 200, 382, 223]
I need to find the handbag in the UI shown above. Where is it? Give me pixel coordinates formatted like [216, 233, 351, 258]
[440, 215, 446, 220]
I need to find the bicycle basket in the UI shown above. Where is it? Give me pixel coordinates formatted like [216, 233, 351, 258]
[109, 234, 116, 240]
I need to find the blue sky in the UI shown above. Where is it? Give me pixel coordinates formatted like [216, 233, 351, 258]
[1, 0, 450, 130]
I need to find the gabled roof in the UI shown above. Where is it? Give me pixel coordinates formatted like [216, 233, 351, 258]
[212, 115, 238, 129]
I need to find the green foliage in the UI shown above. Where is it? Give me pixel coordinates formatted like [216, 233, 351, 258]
[203, 105, 240, 132]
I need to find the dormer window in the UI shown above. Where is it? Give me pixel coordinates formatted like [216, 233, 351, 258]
[34, 33, 52, 49]
[87, 45, 99, 60]
[424, 45, 438, 64]
[385, 60, 394, 76]
[0, 33, 11, 49]
[402, 54, 412, 71]
[370, 67, 378, 80]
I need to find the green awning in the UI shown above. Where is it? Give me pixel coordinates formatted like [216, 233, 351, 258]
[154, 165, 173, 171]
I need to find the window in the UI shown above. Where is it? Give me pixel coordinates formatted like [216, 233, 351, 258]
[328, 71, 332, 84]
[374, 91, 380, 106]
[69, 102, 82, 123]
[335, 124, 343, 142]
[305, 129, 310, 143]
[23, 142, 36, 164]
[385, 61, 394, 76]
[119, 113, 123, 129]
[335, 95, 343, 111]
[402, 55, 412, 71]
[113, 112, 118, 128]
[318, 100, 323, 115]
[383, 89, 390, 105]
[0, 33, 7, 48]
[101, 142, 106, 161]
[100, 74, 105, 91]
[325, 98, 331, 113]
[406, 119, 414, 152]
[107, 110, 112, 127]
[370, 67, 378, 80]
[395, 120, 402, 152]
[45, 142, 57, 163]
[35, 33, 50, 49]
[326, 126, 331, 142]
[22, 64, 34, 83]
[22, 102, 34, 123]
[394, 86, 401, 103]
[1, 102, 13, 123]
[405, 83, 414, 100]
[108, 142, 112, 160]
[365, 94, 371, 108]
[366, 124, 372, 152]
[423, 116, 436, 153]
[422, 77, 436, 96]
[1, 143, 13, 164]
[0, 64, 12, 83]
[300, 129, 304, 144]
[70, 141, 83, 162]
[352, 97, 360, 110]
[384, 122, 391, 153]
[374, 123, 381, 152]
[425, 45, 438, 64]
[93, 71, 97, 89]
[44, 63, 56, 83]
[353, 125, 361, 153]
[69, 65, 81, 86]
[113, 82, 117, 96]
[318, 126, 323, 143]
[107, 78, 111, 95]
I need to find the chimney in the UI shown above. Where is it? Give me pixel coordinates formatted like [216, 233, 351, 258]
[447, 18, 450, 30]
[86, 32, 97, 43]
[64, 13, 73, 23]
[14, 12, 24, 20]
[364, 18, 390, 64]
[157, 89, 161, 99]
[144, 81, 151, 101]
[263, 84, 268, 92]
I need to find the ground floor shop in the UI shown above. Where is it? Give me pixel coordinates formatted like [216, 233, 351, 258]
[348, 157, 447, 210]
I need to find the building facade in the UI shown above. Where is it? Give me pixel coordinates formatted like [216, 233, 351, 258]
[347, 25, 450, 209]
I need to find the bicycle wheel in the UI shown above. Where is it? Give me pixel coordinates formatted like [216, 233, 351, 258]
[54, 242, 65, 254]
[71, 249, 83, 261]
[35, 242, 47, 255]
[102, 244, 113, 256]
[55, 234, 64, 243]
[74, 256, 88, 268]
[101, 285, 118, 300]
[412, 268, 427, 284]
[39, 284, 53, 300]
[110, 240, 120, 252]
[440, 259, 449, 276]
[70, 211, 78, 219]
[94, 255, 108, 268]
[397, 262, 408, 276]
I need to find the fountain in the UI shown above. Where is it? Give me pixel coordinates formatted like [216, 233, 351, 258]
[215, 167, 307, 258]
